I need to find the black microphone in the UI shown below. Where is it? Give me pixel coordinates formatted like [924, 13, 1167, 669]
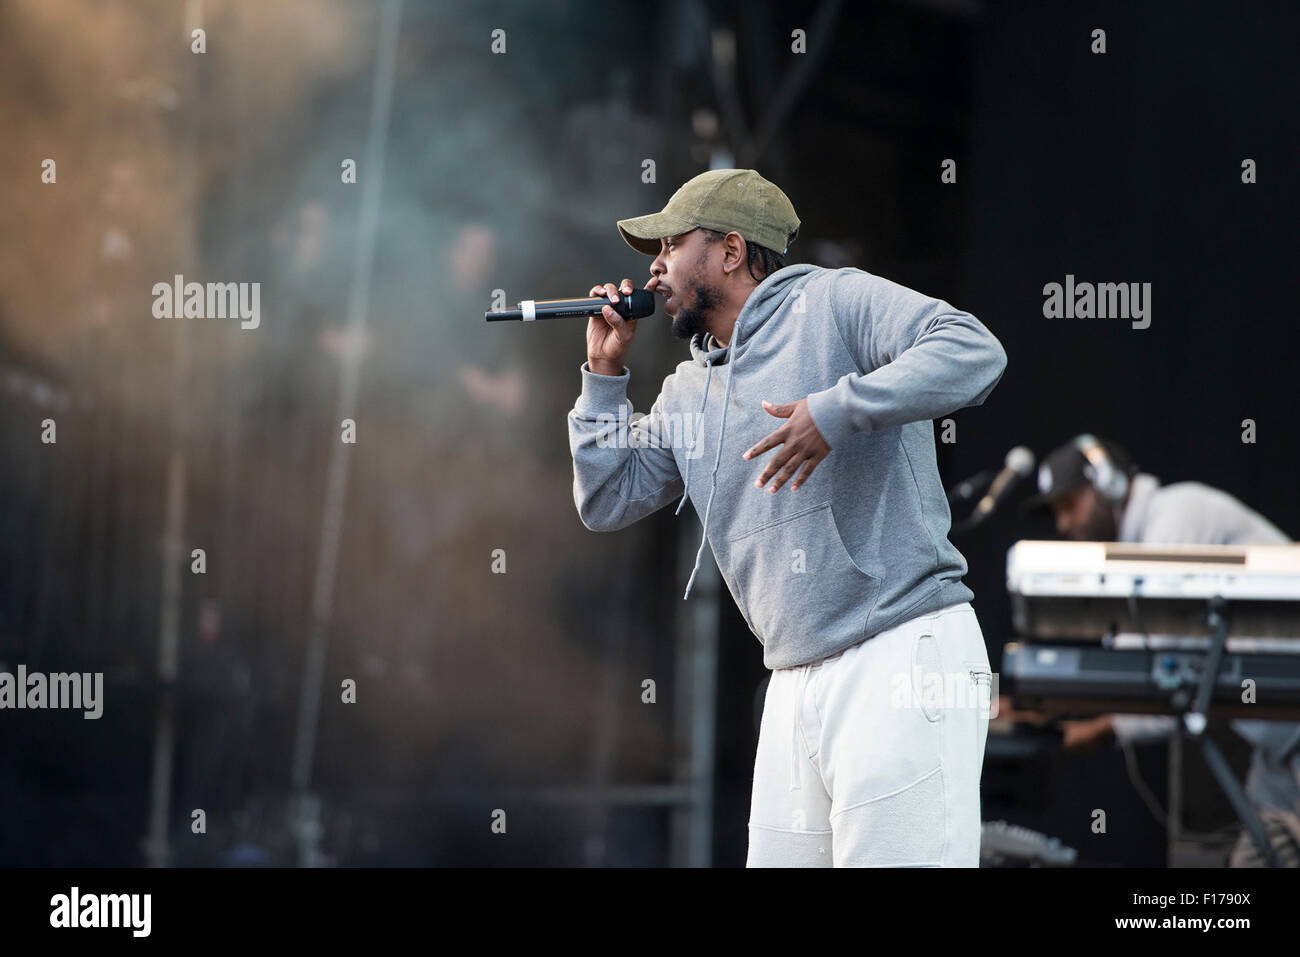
[953, 446, 1035, 532]
[485, 290, 655, 322]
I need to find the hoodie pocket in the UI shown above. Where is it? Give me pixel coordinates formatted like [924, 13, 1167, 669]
[727, 501, 881, 646]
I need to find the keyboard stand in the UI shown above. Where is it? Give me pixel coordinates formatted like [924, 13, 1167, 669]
[1177, 596, 1282, 868]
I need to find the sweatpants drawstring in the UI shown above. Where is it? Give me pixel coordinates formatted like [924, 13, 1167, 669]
[790, 665, 811, 791]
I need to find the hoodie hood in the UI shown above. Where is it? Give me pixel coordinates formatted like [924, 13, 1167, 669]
[675, 263, 820, 599]
[688, 330, 730, 365]
[686, 262, 820, 367]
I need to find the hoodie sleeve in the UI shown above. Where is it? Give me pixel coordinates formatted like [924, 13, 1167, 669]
[803, 269, 1008, 449]
[567, 361, 686, 531]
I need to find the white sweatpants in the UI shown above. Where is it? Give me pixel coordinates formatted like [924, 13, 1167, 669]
[746, 602, 992, 867]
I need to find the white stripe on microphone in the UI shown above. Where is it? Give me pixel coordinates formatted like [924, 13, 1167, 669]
[521, 300, 536, 321]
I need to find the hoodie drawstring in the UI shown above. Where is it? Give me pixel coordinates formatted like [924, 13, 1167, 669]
[671, 267, 803, 601]
[675, 359, 713, 519]
[681, 356, 737, 600]
[679, 316, 746, 601]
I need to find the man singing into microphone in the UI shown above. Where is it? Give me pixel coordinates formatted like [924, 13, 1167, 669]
[566, 168, 1008, 866]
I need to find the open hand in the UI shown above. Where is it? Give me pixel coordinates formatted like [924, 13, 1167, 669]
[742, 398, 831, 493]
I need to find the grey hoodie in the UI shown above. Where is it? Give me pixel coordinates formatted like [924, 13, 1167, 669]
[567, 263, 1007, 669]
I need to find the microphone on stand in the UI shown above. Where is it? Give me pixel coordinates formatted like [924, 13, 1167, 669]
[947, 469, 995, 506]
[952, 446, 1036, 533]
[485, 290, 656, 322]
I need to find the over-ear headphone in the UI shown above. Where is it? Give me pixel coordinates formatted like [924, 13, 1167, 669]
[1072, 433, 1130, 505]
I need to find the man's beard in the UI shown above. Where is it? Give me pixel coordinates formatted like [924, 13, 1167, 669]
[1074, 504, 1119, 541]
[671, 281, 722, 341]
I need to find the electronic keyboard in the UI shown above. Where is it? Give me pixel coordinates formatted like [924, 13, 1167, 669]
[1006, 541, 1300, 641]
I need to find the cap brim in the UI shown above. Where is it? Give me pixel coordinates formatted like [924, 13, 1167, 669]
[1017, 480, 1086, 518]
[616, 211, 696, 256]
[1017, 492, 1059, 518]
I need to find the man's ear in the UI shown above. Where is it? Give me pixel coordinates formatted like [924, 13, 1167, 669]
[723, 231, 747, 275]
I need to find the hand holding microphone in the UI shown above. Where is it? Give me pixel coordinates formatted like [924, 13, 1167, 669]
[586, 278, 654, 376]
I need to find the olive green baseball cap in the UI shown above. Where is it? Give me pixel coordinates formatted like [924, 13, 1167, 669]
[616, 168, 800, 257]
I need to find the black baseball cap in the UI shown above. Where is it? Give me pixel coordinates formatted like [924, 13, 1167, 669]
[1019, 435, 1137, 517]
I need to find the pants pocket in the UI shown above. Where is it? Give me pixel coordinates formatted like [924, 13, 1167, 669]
[965, 664, 994, 718]
[912, 631, 945, 723]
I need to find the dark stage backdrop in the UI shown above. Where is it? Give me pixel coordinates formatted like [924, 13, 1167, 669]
[710, 0, 1299, 867]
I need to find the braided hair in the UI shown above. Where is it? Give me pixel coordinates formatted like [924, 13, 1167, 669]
[697, 227, 786, 284]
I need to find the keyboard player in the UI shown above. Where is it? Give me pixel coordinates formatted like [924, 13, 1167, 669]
[1012, 434, 1300, 866]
